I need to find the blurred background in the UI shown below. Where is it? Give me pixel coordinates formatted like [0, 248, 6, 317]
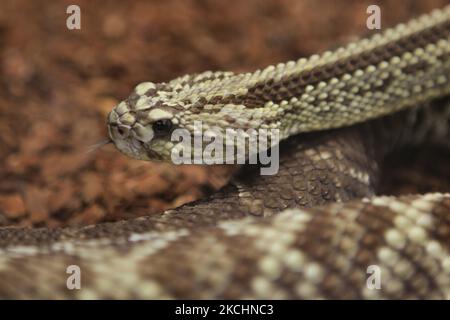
[0, 0, 448, 228]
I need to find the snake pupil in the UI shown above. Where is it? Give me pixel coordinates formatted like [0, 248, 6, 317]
[153, 119, 173, 134]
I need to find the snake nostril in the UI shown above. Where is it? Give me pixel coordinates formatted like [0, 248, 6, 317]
[112, 124, 130, 139]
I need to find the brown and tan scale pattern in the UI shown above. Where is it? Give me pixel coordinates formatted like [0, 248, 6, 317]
[0, 192, 449, 299]
[1, 99, 450, 298]
[107, 6, 450, 162]
[0, 6, 450, 299]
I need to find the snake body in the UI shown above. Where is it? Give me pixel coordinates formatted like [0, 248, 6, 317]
[0, 6, 450, 299]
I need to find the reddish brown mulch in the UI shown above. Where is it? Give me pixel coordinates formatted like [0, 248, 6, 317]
[0, 0, 448, 228]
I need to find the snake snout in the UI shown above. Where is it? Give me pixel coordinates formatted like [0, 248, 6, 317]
[114, 124, 131, 139]
[107, 110, 132, 141]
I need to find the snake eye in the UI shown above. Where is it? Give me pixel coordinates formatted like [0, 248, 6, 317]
[152, 119, 173, 134]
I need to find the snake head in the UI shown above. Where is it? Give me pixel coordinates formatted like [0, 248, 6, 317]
[107, 71, 241, 162]
[107, 71, 279, 163]
[107, 81, 184, 161]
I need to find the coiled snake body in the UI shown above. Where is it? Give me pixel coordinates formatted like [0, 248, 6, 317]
[0, 6, 450, 299]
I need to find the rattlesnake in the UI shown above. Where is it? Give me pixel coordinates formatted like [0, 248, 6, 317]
[0, 6, 449, 299]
